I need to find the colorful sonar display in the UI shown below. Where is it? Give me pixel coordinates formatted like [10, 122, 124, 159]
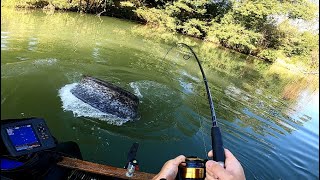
[6, 125, 41, 151]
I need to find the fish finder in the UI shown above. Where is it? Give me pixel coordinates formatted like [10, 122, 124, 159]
[1, 117, 56, 157]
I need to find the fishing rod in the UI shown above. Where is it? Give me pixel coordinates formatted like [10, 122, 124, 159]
[165, 43, 225, 179]
[177, 43, 225, 165]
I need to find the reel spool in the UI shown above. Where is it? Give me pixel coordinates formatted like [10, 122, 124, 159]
[178, 157, 207, 180]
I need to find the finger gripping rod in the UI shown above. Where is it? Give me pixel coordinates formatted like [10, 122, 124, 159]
[176, 43, 225, 166]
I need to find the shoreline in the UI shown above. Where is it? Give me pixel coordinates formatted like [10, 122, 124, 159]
[2, 6, 319, 78]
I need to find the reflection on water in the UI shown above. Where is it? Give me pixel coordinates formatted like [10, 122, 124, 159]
[28, 37, 38, 51]
[1, 31, 9, 50]
[1, 8, 319, 179]
[33, 58, 58, 65]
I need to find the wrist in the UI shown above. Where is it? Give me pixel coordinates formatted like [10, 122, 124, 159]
[152, 173, 167, 180]
[157, 174, 168, 180]
[154, 173, 172, 180]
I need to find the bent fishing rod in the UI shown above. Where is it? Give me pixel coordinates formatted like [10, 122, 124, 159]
[165, 43, 225, 167]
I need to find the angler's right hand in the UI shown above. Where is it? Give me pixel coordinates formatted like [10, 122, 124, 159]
[205, 149, 245, 180]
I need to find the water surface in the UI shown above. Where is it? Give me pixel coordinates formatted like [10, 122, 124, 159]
[1, 8, 319, 179]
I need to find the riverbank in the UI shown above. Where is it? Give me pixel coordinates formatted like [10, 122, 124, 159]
[2, 0, 319, 72]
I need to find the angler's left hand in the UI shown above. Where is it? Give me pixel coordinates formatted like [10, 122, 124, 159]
[153, 155, 186, 180]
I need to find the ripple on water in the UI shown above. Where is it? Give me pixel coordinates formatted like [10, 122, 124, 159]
[64, 72, 83, 82]
[28, 37, 38, 51]
[1, 31, 9, 50]
[129, 80, 180, 106]
[223, 84, 300, 135]
[33, 58, 58, 65]
[129, 82, 143, 98]
[1, 58, 59, 78]
[180, 70, 200, 82]
[221, 83, 319, 179]
[113, 80, 199, 140]
[178, 78, 194, 94]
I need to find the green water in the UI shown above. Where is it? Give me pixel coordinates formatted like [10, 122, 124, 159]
[1, 8, 319, 179]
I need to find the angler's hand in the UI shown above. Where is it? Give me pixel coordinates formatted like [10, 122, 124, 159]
[153, 155, 186, 180]
[205, 149, 245, 180]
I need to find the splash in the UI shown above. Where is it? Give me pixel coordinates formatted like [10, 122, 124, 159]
[180, 70, 200, 82]
[178, 78, 194, 94]
[129, 80, 178, 103]
[33, 58, 58, 66]
[129, 82, 143, 98]
[58, 83, 131, 126]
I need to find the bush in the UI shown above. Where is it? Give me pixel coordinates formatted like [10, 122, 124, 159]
[135, 7, 176, 31]
[179, 18, 208, 38]
[207, 22, 262, 54]
[277, 21, 319, 57]
[257, 49, 279, 62]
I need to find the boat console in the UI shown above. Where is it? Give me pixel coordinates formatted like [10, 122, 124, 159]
[1, 118, 56, 157]
[0, 118, 79, 179]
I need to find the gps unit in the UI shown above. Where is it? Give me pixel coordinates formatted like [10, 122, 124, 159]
[1, 118, 56, 156]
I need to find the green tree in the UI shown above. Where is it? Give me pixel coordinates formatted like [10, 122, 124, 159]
[206, 0, 318, 62]
[3, 0, 318, 67]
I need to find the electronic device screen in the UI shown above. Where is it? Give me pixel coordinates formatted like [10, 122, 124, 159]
[6, 124, 41, 151]
[1, 118, 56, 156]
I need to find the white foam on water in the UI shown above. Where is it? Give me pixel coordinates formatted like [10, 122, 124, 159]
[28, 37, 38, 51]
[16, 57, 29, 61]
[1, 34, 8, 50]
[224, 85, 242, 97]
[180, 70, 200, 82]
[128, 81, 181, 108]
[58, 83, 131, 126]
[178, 78, 194, 94]
[93, 47, 99, 57]
[129, 82, 143, 98]
[33, 58, 58, 66]
[28, 41, 37, 46]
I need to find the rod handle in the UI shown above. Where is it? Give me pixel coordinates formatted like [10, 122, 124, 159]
[211, 126, 225, 166]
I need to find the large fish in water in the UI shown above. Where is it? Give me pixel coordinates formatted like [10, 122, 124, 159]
[70, 76, 139, 119]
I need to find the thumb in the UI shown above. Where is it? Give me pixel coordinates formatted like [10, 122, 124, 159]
[173, 155, 186, 165]
[206, 160, 231, 179]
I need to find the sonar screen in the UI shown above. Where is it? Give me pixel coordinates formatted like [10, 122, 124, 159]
[6, 124, 41, 152]
[1, 118, 56, 156]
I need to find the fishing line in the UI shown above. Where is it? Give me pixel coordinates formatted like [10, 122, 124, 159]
[163, 43, 225, 167]
[193, 95, 209, 159]
[164, 44, 208, 158]
[179, 48, 209, 158]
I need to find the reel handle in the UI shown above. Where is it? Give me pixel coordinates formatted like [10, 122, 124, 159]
[211, 126, 225, 167]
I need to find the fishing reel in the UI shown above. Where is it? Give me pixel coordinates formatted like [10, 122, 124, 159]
[177, 157, 207, 180]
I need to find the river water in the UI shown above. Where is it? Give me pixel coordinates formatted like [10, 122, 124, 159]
[1, 8, 319, 179]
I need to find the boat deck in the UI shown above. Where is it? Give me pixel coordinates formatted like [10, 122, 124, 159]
[58, 156, 156, 179]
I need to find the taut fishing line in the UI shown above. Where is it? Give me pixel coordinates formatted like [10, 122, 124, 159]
[163, 43, 226, 179]
[164, 43, 209, 158]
